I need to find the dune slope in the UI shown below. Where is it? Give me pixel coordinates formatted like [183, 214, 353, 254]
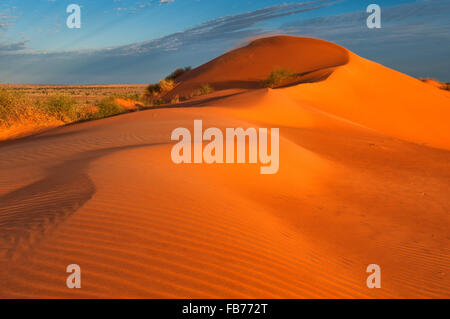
[282, 52, 450, 150]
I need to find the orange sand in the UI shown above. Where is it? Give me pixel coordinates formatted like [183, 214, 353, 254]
[0, 36, 449, 298]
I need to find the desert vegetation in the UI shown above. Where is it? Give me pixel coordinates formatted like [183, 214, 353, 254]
[145, 66, 191, 104]
[1, 66, 217, 139]
[197, 83, 213, 95]
[264, 68, 297, 88]
[165, 66, 192, 81]
[145, 80, 214, 105]
[0, 89, 127, 126]
[0, 84, 148, 140]
[145, 67, 215, 105]
[145, 79, 175, 104]
[0, 87, 48, 127]
[420, 78, 450, 91]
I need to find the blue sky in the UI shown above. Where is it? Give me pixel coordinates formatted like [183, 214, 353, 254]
[0, 0, 449, 83]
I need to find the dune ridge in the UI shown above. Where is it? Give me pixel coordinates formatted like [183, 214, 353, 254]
[168, 36, 349, 97]
[0, 36, 449, 298]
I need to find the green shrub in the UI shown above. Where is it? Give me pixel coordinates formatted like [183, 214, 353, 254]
[264, 68, 296, 88]
[94, 97, 124, 119]
[41, 95, 80, 122]
[198, 84, 213, 95]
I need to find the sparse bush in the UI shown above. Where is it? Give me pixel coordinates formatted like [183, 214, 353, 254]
[186, 83, 214, 99]
[178, 83, 214, 101]
[198, 84, 213, 95]
[145, 79, 175, 103]
[93, 97, 124, 119]
[159, 79, 175, 92]
[146, 83, 162, 98]
[165, 66, 192, 81]
[40, 95, 81, 122]
[264, 68, 296, 88]
[420, 77, 450, 91]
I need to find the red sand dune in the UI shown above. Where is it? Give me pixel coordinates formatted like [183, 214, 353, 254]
[0, 36, 449, 298]
[169, 36, 349, 96]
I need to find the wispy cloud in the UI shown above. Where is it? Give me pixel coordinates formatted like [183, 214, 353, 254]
[109, 0, 336, 56]
[280, 0, 450, 80]
[282, 0, 450, 42]
[0, 40, 28, 53]
[0, 5, 19, 34]
[0, 0, 335, 83]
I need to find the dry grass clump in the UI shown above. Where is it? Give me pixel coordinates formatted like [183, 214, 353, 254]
[182, 84, 215, 101]
[264, 68, 297, 88]
[34, 95, 125, 122]
[38, 95, 83, 122]
[145, 79, 175, 104]
[159, 79, 175, 92]
[144, 67, 195, 105]
[197, 84, 213, 95]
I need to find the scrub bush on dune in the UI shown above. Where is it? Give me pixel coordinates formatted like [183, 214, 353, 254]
[145, 83, 162, 98]
[198, 84, 213, 95]
[264, 68, 296, 88]
[165, 66, 192, 81]
[145, 79, 176, 104]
